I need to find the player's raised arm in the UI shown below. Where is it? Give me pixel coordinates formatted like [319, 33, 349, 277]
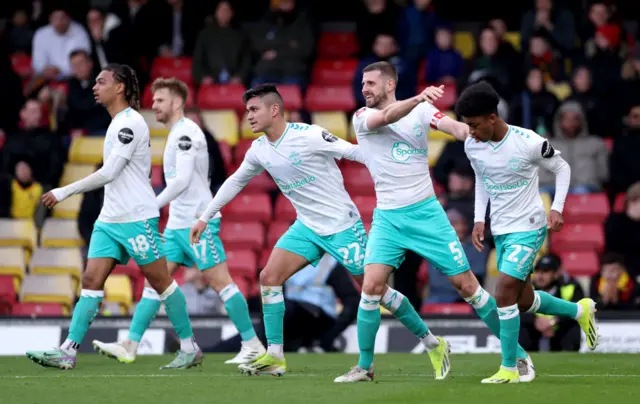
[310, 126, 366, 164]
[531, 138, 571, 231]
[363, 86, 444, 132]
[434, 115, 472, 142]
[155, 134, 198, 208]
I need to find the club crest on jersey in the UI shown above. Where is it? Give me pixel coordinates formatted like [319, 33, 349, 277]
[412, 123, 423, 137]
[178, 135, 192, 151]
[322, 131, 338, 142]
[118, 128, 134, 144]
[289, 151, 302, 166]
[508, 158, 522, 172]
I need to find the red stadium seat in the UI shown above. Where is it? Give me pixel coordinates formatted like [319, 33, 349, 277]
[259, 249, 271, 270]
[112, 259, 144, 301]
[550, 224, 604, 253]
[418, 83, 456, 111]
[274, 194, 297, 222]
[197, 84, 246, 111]
[564, 193, 610, 224]
[11, 53, 32, 78]
[150, 57, 193, 85]
[0, 276, 16, 303]
[344, 164, 375, 196]
[417, 59, 427, 85]
[219, 141, 233, 167]
[220, 221, 265, 250]
[362, 220, 372, 233]
[227, 249, 258, 280]
[311, 59, 358, 86]
[151, 165, 164, 189]
[233, 139, 254, 162]
[305, 85, 356, 112]
[604, 137, 613, 152]
[317, 32, 359, 59]
[267, 221, 291, 249]
[222, 193, 272, 223]
[558, 251, 599, 277]
[233, 276, 252, 298]
[143, 83, 196, 109]
[12, 303, 65, 317]
[421, 303, 473, 315]
[226, 163, 277, 193]
[276, 85, 303, 110]
[173, 266, 186, 285]
[352, 195, 376, 222]
[614, 193, 626, 213]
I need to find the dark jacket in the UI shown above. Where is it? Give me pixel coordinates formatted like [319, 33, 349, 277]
[192, 22, 251, 85]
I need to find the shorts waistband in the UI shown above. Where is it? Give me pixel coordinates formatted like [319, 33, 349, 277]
[376, 195, 437, 214]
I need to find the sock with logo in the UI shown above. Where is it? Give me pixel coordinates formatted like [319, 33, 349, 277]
[528, 290, 580, 319]
[261, 285, 285, 360]
[63, 289, 104, 355]
[497, 304, 520, 370]
[220, 283, 257, 341]
[357, 293, 381, 370]
[160, 281, 197, 353]
[381, 287, 439, 350]
[128, 287, 162, 343]
[465, 286, 528, 360]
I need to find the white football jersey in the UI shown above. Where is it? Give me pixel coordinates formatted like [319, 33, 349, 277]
[352, 102, 444, 209]
[465, 125, 555, 235]
[99, 107, 159, 223]
[163, 118, 220, 229]
[242, 123, 362, 236]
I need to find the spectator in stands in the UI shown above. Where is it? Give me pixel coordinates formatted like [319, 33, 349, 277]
[65, 49, 111, 136]
[357, 0, 399, 58]
[0, 42, 24, 136]
[539, 100, 608, 194]
[425, 25, 463, 84]
[566, 66, 608, 138]
[520, 0, 576, 55]
[78, 163, 104, 250]
[590, 252, 640, 310]
[508, 67, 559, 136]
[433, 143, 472, 198]
[192, 0, 251, 86]
[605, 183, 640, 276]
[465, 27, 517, 97]
[6, 6, 35, 53]
[524, 28, 565, 85]
[445, 164, 475, 221]
[250, 0, 314, 86]
[579, 1, 612, 52]
[8, 161, 43, 220]
[154, 0, 204, 57]
[85, 7, 134, 75]
[396, 0, 439, 66]
[353, 33, 414, 107]
[31, 6, 91, 80]
[0, 172, 11, 218]
[1, 99, 65, 189]
[621, 45, 640, 110]
[582, 23, 623, 112]
[181, 267, 224, 315]
[520, 254, 583, 352]
[609, 103, 640, 198]
[488, 18, 520, 62]
[184, 109, 227, 192]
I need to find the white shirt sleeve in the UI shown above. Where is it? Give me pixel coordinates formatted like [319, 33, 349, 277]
[352, 107, 375, 134]
[417, 102, 446, 131]
[31, 28, 48, 74]
[156, 133, 203, 208]
[111, 118, 147, 161]
[529, 136, 571, 213]
[198, 146, 264, 221]
[309, 126, 366, 164]
[52, 153, 128, 201]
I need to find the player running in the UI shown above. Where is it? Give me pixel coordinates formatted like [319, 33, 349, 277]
[190, 84, 445, 377]
[335, 61, 535, 383]
[92, 78, 265, 365]
[456, 81, 598, 384]
[27, 64, 202, 370]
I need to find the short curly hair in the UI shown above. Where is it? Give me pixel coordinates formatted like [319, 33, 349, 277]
[455, 81, 500, 118]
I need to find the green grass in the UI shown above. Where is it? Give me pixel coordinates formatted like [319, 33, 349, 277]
[2, 353, 639, 404]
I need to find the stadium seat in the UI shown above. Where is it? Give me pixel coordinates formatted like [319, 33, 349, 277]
[558, 251, 599, 277]
[202, 110, 240, 145]
[0, 219, 37, 251]
[219, 222, 265, 251]
[344, 164, 375, 196]
[503, 32, 521, 51]
[225, 163, 276, 193]
[311, 112, 349, 140]
[41, 219, 84, 248]
[421, 303, 473, 315]
[311, 59, 358, 86]
[540, 192, 552, 214]
[30, 248, 83, 291]
[453, 32, 475, 59]
[60, 163, 95, 186]
[150, 138, 166, 165]
[112, 260, 144, 302]
[276, 85, 303, 110]
[362, 220, 371, 233]
[550, 223, 604, 253]
[197, 84, 246, 112]
[429, 110, 457, 141]
[11, 302, 67, 317]
[259, 249, 271, 270]
[0, 275, 17, 304]
[52, 194, 82, 219]
[352, 195, 376, 222]
[564, 193, 610, 224]
[150, 56, 193, 85]
[604, 137, 613, 152]
[427, 139, 446, 167]
[546, 81, 572, 101]
[317, 32, 359, 59]
[305, 86, 355, 112]
[218, 141, 233, 167]
[347, 117, 357, 142]
[419, 83, 457, 111]
[104, 275, 133, 314]
[486, 248, 499, 278]
[151, 165, 164, 190]
[68, 136, 104, 164]
[274, 194, 297, 222]
[267, 221, 291, 249]
[11, 53, 33, 78]
[140, 109, 169, 136]
[233, 139, 254, 162]
[614, 193, 626, 212]
[21, 274, 75, 308]
[222, 193, 273, 223]
[227, 249, 258, 280]
[0, 247, 25, 291]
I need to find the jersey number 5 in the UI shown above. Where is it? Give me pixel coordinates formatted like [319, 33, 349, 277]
[448, 241, 466, 268]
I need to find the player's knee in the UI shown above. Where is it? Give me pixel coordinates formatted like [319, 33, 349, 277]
[361, 275, 385, 296]
[449, 270, 480, 298]
[259, 267, 283, 286]
[81, 270, 104, 290]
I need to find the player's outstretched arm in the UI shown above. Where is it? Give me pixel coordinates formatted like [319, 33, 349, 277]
[312, 128, 366, 165]
[155, 148, 195, 208]
[42, 154, 127, 209]
[536, 142, 571, 232]
[434, 116, 472, 142]
[364, 86, 444, 131]
[472, 172, 490, 252]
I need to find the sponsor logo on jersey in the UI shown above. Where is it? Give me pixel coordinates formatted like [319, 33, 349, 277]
[275, 176, 316, 195]
[482, 176, 529, 196]
[322, 131, 338, 142]
[289, 151, 302, 166]
[177, 135, 192, 151]
[391, 141, 427, 162]
[118, 127, 134, 144]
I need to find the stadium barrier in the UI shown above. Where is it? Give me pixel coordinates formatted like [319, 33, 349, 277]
[1, 314, 639, 355]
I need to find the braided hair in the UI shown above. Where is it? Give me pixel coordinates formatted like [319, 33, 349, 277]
[104, 63, 141, 110]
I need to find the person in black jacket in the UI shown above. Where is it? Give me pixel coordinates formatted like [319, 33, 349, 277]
[519, 254, 584, 352]
[77, 163, 103, 257]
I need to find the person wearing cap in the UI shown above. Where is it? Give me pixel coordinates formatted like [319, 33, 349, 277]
[520, 254, 584, 352]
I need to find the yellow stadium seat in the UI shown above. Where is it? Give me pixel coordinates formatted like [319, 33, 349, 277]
[546, 81, 572, 101]
[427, 139, 446, 167]
[348, 118, 357, 142]
[52, 194, 83, 219]
[30, 248, 83, 291]
[487, 248, 499, 278]
[312, 112, 348, 140]
[0, 218, 37, 251]
[104, 275, 133, 314]
[539, 231, 549, 256]
[540, 192, 552, 214]
[454, 32, 475, 59]
[202, 110, 239, 146]
[150, 138, 166, 165]
[60, 164, 95, 187]
[429, 110, 457, 141]
[0, 246, 26, 291]
[21, 274, 75, 309]
[241, 111, 290, 139]
[503, 32, 521, 51]
[68, 136, 104, 164]
[140, 109, 169, 137]
[41, 219, 84, 248]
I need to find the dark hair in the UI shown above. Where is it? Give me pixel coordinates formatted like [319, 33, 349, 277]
[601, 252, 625, 267]
[151, 77, 190, 105]
[363, 61, 398, 83]
[242, 84, 284, 114]
[103, 63, 141, 110]
[69, 49, 90, 60]
[455, 81, 500, 118]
